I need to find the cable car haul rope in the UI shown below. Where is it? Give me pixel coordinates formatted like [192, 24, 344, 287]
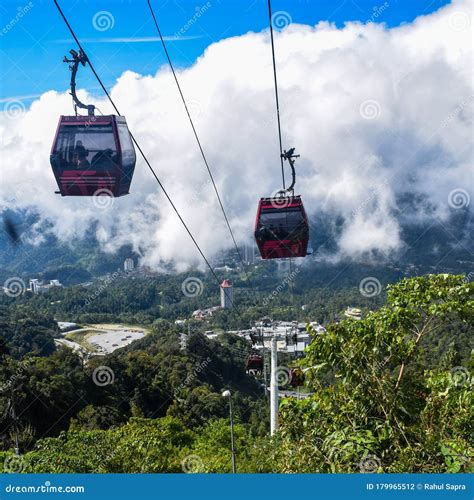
[254, 0, 310, 260]
[147, 0, 249, 277]
[51, 0, 310, 311]
[50, 1, 310, 388]
[52, 0, 222, 288]
[50, 45, 136, 197]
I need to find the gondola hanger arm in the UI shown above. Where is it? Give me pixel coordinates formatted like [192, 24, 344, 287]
[63, 49, 95, 117]
[278, 147, 300, 195]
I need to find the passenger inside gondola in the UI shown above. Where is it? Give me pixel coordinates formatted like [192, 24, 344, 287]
[72, 141, 90, 168]
[91, 148, 116, 170]
[257, 208, 306, 242]
[52, 123, 118, 171]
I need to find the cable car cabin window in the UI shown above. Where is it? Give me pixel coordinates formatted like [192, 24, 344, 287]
[117, 123, 136, 170]
[53, 124, 118, 171]
[257, 207, 307, 241]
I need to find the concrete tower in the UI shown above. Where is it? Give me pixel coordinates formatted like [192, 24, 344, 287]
[220, 279, 233, 309]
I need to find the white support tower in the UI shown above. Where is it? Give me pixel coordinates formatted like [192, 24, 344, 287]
[270, 336, 279, 435]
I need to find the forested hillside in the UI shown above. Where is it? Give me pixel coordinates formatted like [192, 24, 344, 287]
[0, 274, 472, 473]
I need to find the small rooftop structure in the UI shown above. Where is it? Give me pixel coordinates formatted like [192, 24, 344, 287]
[215, 265, 234, 272]
[192, 306, 221, 320]
[345, 307, 362, 320]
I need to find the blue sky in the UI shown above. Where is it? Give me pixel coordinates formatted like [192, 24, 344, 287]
[0, 0, 451, 109]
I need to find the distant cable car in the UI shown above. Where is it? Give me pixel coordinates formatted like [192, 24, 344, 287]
[255, 149, 309, 259]
[246, 353, 264, 375]
[50, 49, 136, 197]
[289, 368, 305, 387]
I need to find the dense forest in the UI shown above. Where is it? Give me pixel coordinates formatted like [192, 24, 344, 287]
[0, 257, 394, 336]
[0, 273, 472, 473]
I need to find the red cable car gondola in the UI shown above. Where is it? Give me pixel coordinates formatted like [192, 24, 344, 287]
[254, 149, 310, 259]
[289, 368, 305, 388]
[50, 49, 136, 197]
[246, 353, 264, 375]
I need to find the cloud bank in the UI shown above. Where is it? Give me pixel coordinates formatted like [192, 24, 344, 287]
[0, 0, 472, 270]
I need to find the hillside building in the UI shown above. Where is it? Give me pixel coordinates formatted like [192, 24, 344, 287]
[124, 258, 135, 272]
[345, 307, 362, 320]
[29, 279, 62, 294]
[244, 245, 256, 264]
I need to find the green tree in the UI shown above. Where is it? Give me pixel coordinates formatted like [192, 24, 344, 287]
[276, 274, 473, 472]
[24, 417, 193, 473]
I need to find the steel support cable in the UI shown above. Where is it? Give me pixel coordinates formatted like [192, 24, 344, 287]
[52, 4, 294, 413]
[146, 0, 252, 282]
[267, 0, 295, 272]
[267, 0, 286, 190]
[53, 0, 221, 286]
[54, 0, 296, 318]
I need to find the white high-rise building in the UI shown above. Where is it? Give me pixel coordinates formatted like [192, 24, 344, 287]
[124, 258, 134, 272]
[29, 279, 40, 294]
[244, 245, 256, 264]
[220, 279, 233, 309]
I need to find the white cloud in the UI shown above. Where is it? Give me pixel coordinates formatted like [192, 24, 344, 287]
[0, 0, 472, 270]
